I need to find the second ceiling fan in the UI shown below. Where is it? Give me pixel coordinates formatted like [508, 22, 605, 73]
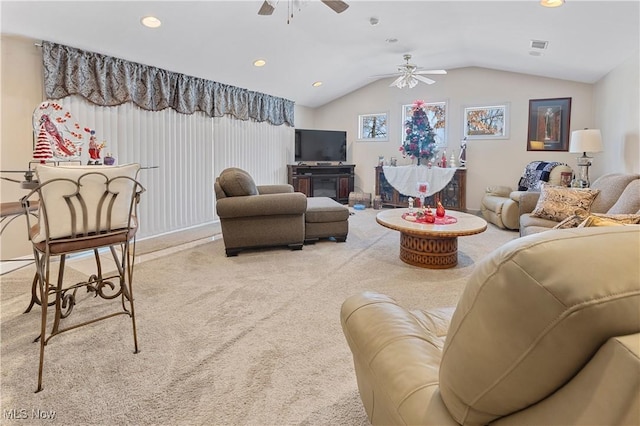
[373, 54, 447, 88]
[258, 0, 349, 16]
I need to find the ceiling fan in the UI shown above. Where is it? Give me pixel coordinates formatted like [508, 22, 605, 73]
[372, 54, 447, 88]
[258, 0, 349, 16]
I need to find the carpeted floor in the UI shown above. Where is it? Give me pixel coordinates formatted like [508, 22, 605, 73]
[0, 208, 517, 425]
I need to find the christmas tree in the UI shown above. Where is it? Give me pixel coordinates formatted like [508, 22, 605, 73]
[33, 126, 54, 163]
[399, 100, 437, 164]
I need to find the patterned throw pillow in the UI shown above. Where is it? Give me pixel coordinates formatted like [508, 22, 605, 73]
[579, 214, 640, 228]
[553, 214, 587, 229]
[531, 185, 600, 222]
[554, 213, 640, 229]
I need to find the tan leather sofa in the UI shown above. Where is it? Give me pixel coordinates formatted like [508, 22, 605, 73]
[215, 168, 307, 256]
[519, 173, 640, 236]
[481, 163, 572, 230]
[341, 226, 640, 425]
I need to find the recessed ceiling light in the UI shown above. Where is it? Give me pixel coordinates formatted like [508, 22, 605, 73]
[141, 16, 162, 28]
[529, 51, 544, 57]
[312, 81, 323, 87]
[253, 59, 266, 67]
[540, 0, 564, 7]
[531, 39, 549, 50]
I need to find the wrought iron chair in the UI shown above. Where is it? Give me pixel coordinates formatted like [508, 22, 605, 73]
[21, 163, 145, 392]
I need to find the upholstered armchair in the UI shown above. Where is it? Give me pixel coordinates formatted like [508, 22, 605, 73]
[214, 168, 307, 256]
[481, 161, 573, 230]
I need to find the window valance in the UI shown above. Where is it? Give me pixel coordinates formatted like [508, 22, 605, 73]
[42, 41, 294, 127]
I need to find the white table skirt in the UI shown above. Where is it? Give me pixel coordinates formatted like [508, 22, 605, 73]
[382, 165, 457, 197]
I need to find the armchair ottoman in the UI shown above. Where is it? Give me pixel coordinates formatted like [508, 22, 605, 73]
[304, 197, 349, 243]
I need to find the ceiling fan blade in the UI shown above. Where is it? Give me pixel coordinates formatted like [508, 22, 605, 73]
[321, 0, 349, 13]
[415, 69, 447, 75]
[414, 74, 436, 85]
[389, 76, 405, 87]
[258, 0, 275, 15]
[370, 72, 402, 79]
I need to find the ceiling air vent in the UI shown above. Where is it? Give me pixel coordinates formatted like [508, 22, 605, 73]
[530, 40, 549, 50]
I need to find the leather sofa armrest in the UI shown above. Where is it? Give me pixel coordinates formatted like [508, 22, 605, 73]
[341, 292, 458, 425]
[216, 192, 307, 218]
[485, 186, 512, 197]
[518, 192, 541, 215]
[257, 184, 294, 194]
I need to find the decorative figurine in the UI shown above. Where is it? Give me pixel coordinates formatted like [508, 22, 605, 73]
[436, 201, 446, 218]
[449, 151, 456, 168]
[408, 197, 414, 213]
[459, 137, 467, 167]
[425, 206, 435, 223]
[440, 150, 447, 168]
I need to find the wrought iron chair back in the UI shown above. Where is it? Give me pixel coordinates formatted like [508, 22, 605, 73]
[21, 166, 145, 393]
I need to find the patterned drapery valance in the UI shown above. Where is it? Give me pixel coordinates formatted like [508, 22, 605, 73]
[42, 41, 294, 127]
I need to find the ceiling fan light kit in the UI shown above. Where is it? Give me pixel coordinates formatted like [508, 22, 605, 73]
[373, 54, 447, 89]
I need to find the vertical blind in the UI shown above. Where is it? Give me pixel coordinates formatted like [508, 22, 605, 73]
[59, 96, 294, 239]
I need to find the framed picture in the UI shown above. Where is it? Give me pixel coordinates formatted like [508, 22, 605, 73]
[527, 97, 572, 151]
[402, 101, 447, 147]
[358, 113, 388, 141]
[463, 104, 509, 139]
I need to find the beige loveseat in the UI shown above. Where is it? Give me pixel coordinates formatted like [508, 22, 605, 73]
[519, 173, 640, 236]
[341, 226, 640, 425]
[215, 168, 307, 256]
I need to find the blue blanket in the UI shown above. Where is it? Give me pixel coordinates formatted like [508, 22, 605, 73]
[518, 161, 566, 191]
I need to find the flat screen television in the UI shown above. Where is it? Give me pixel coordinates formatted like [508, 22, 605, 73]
[294, 129, 347, 163]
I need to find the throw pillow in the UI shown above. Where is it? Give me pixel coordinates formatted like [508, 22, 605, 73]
[553, 214, 587, 229]
[579, 214, 640, 228]
[218, 168, 258, 197]
[531, 185, 600, 222]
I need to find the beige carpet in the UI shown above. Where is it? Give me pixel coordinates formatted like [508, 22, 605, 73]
[0, 208, 517, 425]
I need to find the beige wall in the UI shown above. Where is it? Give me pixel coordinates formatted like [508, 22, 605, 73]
[1, 35, 44, 259]
[594, 50, 639, 176]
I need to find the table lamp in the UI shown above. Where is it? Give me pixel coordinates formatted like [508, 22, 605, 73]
[569, 128, 603, 188]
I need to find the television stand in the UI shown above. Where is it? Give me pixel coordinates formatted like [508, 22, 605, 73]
[287, 164, 355, 204]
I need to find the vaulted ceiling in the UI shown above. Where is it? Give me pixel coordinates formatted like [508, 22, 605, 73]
[2, 1, 638, 108]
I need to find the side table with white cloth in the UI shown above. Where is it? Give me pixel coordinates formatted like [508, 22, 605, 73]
[375, 165, 467, 210]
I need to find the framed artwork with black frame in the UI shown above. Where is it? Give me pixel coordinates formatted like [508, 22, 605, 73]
[527, 97, 572, 151]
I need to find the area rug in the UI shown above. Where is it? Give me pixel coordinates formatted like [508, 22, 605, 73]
[0, 208, 517, 425]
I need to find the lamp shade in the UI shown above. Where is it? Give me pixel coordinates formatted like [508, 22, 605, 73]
[569, 129, 603, 153]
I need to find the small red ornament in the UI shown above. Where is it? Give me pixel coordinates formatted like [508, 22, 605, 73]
[436, 201, 446, 218]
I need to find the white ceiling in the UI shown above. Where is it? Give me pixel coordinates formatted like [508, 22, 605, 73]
[1, 1, 638, 108]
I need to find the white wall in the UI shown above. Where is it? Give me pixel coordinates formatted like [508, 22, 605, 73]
[312, 67, 598, 209]
[594, 50, 640, 176]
